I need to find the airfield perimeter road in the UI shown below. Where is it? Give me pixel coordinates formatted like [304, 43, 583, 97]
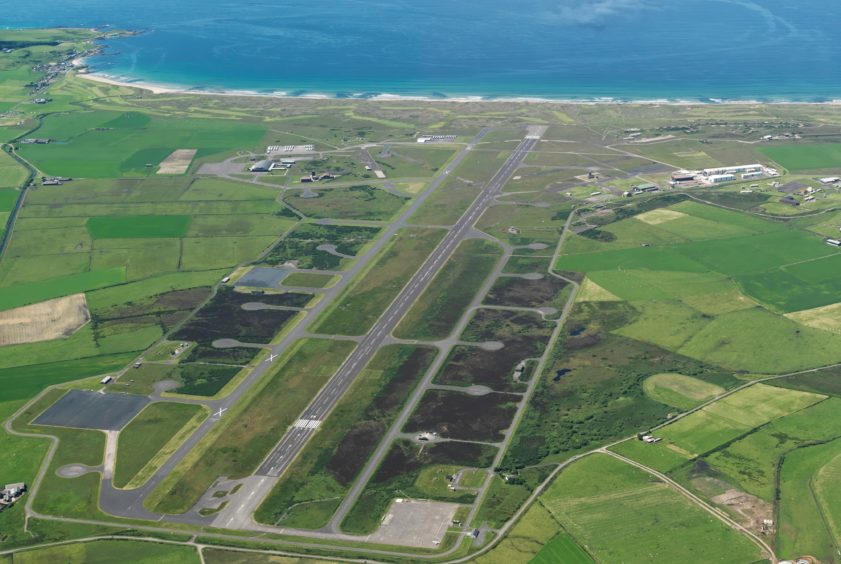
[255, 133, 542, 479]
[97, 128, 495, 524]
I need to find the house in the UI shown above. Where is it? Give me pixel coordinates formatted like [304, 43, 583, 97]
[100, 375, 113, 385]
[0, 483, 26, 509]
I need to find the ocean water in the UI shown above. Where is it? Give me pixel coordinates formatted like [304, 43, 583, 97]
[4, 0, 841, 101]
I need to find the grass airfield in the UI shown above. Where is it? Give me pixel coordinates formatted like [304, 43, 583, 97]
[3, 26, 841, 564]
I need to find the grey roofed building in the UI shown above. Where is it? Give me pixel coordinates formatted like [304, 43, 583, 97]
[250, 159, 273, 172]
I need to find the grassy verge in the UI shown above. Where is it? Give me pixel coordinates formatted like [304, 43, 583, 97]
[114, 402, 207, 488]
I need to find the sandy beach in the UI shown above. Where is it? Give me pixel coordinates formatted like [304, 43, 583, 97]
[78, 72, 841, 106]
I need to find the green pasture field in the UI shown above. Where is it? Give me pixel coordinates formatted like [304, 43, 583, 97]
[473, 503, 569, 564]
[608, 438, 692, 474]
[760, 143, 841, 171]
[0, 399, 50, 531]
[540, 454, 761, 564]
[475, 508, 558, 562]
[86, 215, 192, 239]
[180, 236, 277, 270]
[85, 270, 226, 312]
[556, 200, 841, 373]
[255, 345, 436, 529]
[178, 178, 279, 201]
[0, 354, 135, 402]
[702, 397, 841, 501]
[676, 306, 841, 373]
[283, 185, 408, 221]
[0, 267, 124, 311]
[315, 227, 445, 335]
[18, 110, 265, 178]
[658, 384, 825, 457]
[185, 213, 292, 238]
[531, 532, 594, 564]
[814, 449, 841, 555]
[394, 238, 501, 340]
[0, 151, 26, 189]
[10, 539, 200, 564]
[642, 373, 724, 410]
[776, 437, 841, 562]
[152, 338, 355, 514]
[113, 402, 205, 488]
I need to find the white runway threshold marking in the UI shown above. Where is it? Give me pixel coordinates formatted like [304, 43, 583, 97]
[293, 419, 322, 430]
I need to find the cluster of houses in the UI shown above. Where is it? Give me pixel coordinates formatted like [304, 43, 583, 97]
[20, 138, 51, 145]
[0, 482, 26, 511]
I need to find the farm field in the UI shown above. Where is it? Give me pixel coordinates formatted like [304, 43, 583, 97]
[17, 110, 265, 178]
[8, 539, 200, 563]
[760, 143, 841, 172]
[642, 373, 724, 410]
[555, 199, 841, 373]
[540, 454, 762, 564]
[656, 384, 824, 458]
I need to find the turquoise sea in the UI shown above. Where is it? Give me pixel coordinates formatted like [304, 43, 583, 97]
[4, 0, 841, 101]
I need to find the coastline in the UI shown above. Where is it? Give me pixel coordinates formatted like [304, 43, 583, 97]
[78, 71, 841, 107]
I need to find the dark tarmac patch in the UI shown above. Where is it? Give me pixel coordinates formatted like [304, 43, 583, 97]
[34, 390, 149, 431]
[235, 267, 292, 289]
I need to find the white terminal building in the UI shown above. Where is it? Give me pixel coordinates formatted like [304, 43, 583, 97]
[700, 164, 777, 185]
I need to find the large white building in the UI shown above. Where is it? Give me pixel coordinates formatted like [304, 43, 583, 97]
[703, 164, 763, 176]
